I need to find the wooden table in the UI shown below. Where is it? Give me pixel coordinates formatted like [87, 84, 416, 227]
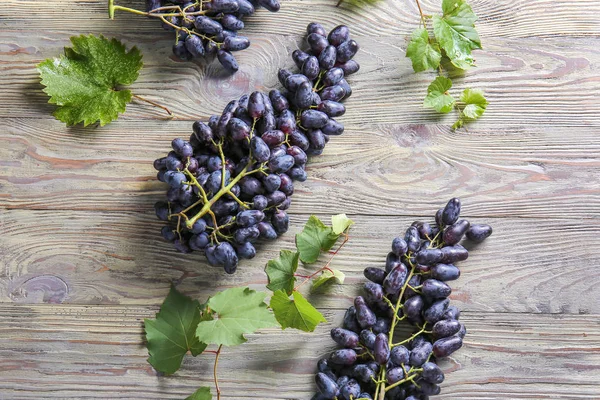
[1, 0, 599, 398]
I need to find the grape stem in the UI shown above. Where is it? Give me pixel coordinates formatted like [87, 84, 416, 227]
[132, 94, 173, 117]
[214, 344, 223, 400]
[414, 0, 428, 29]
[293, 231, 350, 291]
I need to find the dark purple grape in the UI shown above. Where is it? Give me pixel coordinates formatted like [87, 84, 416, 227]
[323, 67, 345, 87]
[391, 237, 408, 256]
[262, 174, 281, 192]
[374, 333, 390, 365]
[236, 210, 264, 227]
[404, 226, 421, 253]
[194, 16, 223, 34]
[250, 136, 270, 163]
[354, 296, 376, 329]
[353, 364, 375, 382]
[343, 306, 361, 333]
[236, 241, 256, 259]
[214, 242, 238, 273]
[320, 84, 345, 101]
[458, 323, 467, 338]
[422, 279, 451, 299]
[161, 226, 177, 242]
[431, 263, 460, 281]
[184, 35, 205, 57]
[257, 221, 277, 239]
[321, 118, 344, 136]
[443, 305, 461, 320]
[257, 0, 280, 11]
[359, 329, 376, 349]
[278, 69, 292, 87]
[340, 379, 361, 400]
[421, 362, 444, 384]
[338, 79, 352, 99]
[261, 130, 286, 147]
[307, 33, 329, 55]
[363, 282, 384, 303]
[268, 155, 294, 173]
[288, 166, 307, 181]
[271, 210, 289, 234]
[383, 263, 408, 296]
[433, 335, 463, 358]
[363, 267, 386, 284]
[390, 345, 410, 366]
[336, 376, 350, 389]
[403, 295, 424, 320]
[217, 49, 238, 73]
[307, 22, 327, 36]
[307, 129, 326, 151]
[248, 91, 266, 119]
[302, 56, 320, 80]
[285, 74, 310, 91]
[266, 190, 286, 206]
[269, 89, 289, 113]
[233, 226, 260, 244]
[442, 198, 461, 225]
[237, 0, 255, 14]
[328, 25, 350, 46]
[372, 318, 390, 334]
[416, 248, 443, 265]
[318, 45, 337, 69]
[423, 298, 450, 324]
[189, 232, 210, 250]
[221, 14, 244, 31]
[466, 224, 493, 243]
[301, 110, 329, 129]
[331, 328, 359, 348]
[409, 340, 433, 367]
[443, 219, 470, 245]
[440, 245, 469, 263]
[315, 372, 340, 399]
[278, 174, 294, 196]
[223, 36, 250, 51]
[173, 238, 192, 253]
[337, 59, 360, 75]
[336, 40, 359, 63]
[386, 367, 405, 384]
[317, 100, 346, 117]
[432, 319, 461, 339]
[292, 49, 311, 69]
[172, 41, 193, 61]
[295, 81, 314, 109]
[330, 349, 357, 365]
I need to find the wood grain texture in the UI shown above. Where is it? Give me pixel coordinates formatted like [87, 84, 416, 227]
[2, 119, 600, 218]
[2, 0, 600, 398]
[0, 305, 599, 399]
[2, 211, 599, 314]
[1, 33, 600, 126]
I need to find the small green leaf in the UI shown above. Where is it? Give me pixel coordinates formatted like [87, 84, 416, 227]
[196, 287, 278, 346]
[270, 290, 327, 332]
[37, 34, 143, 126]
[312, 269, 346, 290]
[265, 250, 299, 295]
[433, 0, 481, 70]
[423, 76, 456, 113]
[460, 88, 488, 119]
[405, 28, 442, 72]
[296, 216, 340, 263]
[144, 286, 207, 374]
[185, 387, 212, 400]
[331, 214, 354, 235]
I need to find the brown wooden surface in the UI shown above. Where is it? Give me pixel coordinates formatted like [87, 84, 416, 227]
[1, 0, 599, 399]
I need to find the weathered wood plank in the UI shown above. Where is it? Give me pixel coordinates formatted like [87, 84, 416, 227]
[3, 0, 600, 38]
[0, 304, 598, 399]
[1, 211, 599, 314]
[2, 118, 600, 219]
[1, 31, 599, 127]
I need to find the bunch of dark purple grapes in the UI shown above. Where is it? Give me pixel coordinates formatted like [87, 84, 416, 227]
[153, 23, 360, 273]
[143, 0, 280, 72]
[313, 199, 493, 400]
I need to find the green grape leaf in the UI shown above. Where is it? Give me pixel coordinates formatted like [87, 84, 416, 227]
[185, 387, 212, 400]
[433, 0, 481, 70]
[331, 214, 354, 235]
[296, 216, 340, 263]
[460, 88, 488, 119]
[405, 28, 442, 72]
[196, 287, 278, 346]
[37, 34, 143, 127]
[423, 76, 456, 113]
[265, 250, 299, 295]
[270, 290, 327, 332]
[144, 286, 207, 374]
[312, 269, 346, 290]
